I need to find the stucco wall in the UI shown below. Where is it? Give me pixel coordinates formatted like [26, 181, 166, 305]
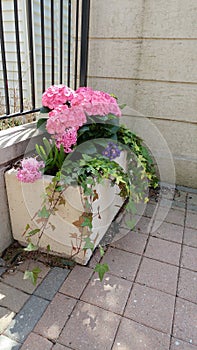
[88, 0, 197, 188]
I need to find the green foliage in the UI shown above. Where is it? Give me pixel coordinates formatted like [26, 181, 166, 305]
[24, 243, 38, 252]
[24, 267, 41, 285]
[95, 263, 109, 282]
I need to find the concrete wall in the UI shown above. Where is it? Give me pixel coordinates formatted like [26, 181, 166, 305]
[0, 123, 42, 254]
[88, 0, 197, 188]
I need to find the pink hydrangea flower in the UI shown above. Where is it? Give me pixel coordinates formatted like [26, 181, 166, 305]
[16, 158, 45, 183]
[42, 85, 74, 110]
[55, 127, 77, 153]
[72, 87, 121, 117]
[46, 105, 87, 135]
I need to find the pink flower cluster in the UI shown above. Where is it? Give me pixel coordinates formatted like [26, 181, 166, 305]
[46, 105, 86, 135]
[55, 127, 77, 153]
[42, 85, 74, 110]
[17, 158, 44, 183]
[42, 84, 121, 154]
[72, 87, 121, 117]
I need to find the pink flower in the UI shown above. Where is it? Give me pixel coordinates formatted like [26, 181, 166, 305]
[71, 87, 121, 117]
[46, 105, 87, 135]
[16, 158, 44, 183]
[42, 85, 74, 109]
[55, 127, 77, 153]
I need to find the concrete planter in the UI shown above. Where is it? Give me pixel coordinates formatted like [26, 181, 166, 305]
[5, 152, 127, 264]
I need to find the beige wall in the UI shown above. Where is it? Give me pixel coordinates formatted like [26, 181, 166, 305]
[88, 0, 197, 188]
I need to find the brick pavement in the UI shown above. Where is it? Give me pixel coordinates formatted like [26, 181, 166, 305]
[0, 187, 197, 350]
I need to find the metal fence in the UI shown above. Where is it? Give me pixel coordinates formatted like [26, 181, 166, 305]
[0, 0, 90, 121]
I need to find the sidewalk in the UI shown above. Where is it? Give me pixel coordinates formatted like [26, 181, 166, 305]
[0, 188, 197, 350]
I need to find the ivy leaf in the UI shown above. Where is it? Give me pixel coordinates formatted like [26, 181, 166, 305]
[26, 228, 40, 237]
[23, 267, 41, 285]
[83, 237, 94, 252]
[38, 206, 50, 218]
[94, 263, 109, 281]
[99, 245, 105, 257]
[36, 117, 48, 131]
[93, 190, 99, 202]
[24, 243, 38, 252]
[81, 216, 93, 229]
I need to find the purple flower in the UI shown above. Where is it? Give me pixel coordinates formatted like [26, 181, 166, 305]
[102, 142, 121, 160]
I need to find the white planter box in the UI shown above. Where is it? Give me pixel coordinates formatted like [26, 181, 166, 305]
[5, 152, 127, 264]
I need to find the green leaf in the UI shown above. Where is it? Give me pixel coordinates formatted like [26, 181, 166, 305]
[26, 228, 40, 237]
[38, 206, 50, 218]
[24, 267, 41, 285]
[36, 117, 48, 131]
[83, 237, 94, 252]
[46, 244, 51, 252]
[81, 216, 93, 229]
[99, 245, 105, 257]
[24, 243, 38, 252]
[40, 106, 51, 113]
[119, 103, 126, 110]
[94, 263, 109, 281]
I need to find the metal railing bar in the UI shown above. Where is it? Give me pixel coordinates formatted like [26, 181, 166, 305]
[74, 0, 79, 90]
[0, 0, 10, 115]
[67, 0, 71, 86]
[0, 108, 40, 121]
[80, 0, 90, 87]
[59, 0, 63, 83]
[26, 0, 35, 109]
[51, 0, 54, 85]
[13, 0, 23, 112]
[40, 0, 45, 92]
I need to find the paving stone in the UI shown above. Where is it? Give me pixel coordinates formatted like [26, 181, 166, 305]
[159, 208, 185, 226]
[0, 335, 20, 349]
[144, 237, 181, 266]
[34, 267, 69, 300]
[181, 246, 197, 272]
[20, 332, 53, 350]
[0, 306, 15, 333]
[135, 216, 152, 234]
[178, 268, 197, 304]
[0, 282, 29, 313]
[0, 267, 6, 277]
[4, 295, 49, 342]
[124, 283, 175, 334]
[172, 201, 186, 210]
[171, 338, 197, 349]
[136, 257, 179, 295]
[58, 301, 120, 350]
[111, 230, 148, 255]
[0, 258, 6, 267]
[173, 298, 197, 346]
[34, 293, 76, 341]
[151, 222, 184, 243]
[186, 212, 197, 229]
[59, 266, 93, 298]
[2, 270, 42, 294]
[174, 191, 187, 203]
[81, 273, 132, 314]
[143, 203, 158, 218]
[18, 259, 51, 278]
[188, 194, 197, 206]
[53, 344, 73, 350]
[184, 228, 197, 248]
[101, 247, 141, 281]
[112, 318, 170, 350]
